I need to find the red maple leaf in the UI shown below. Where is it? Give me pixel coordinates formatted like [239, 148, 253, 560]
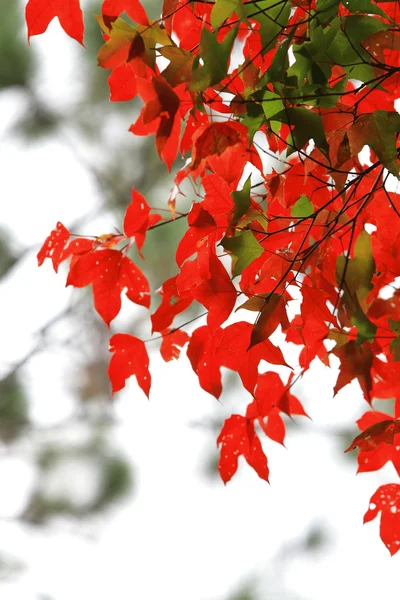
[26, 0, 84, 44]
[175, 203, 219, 275]
[178, 254, 237, 331]
[217, 415, 269, 484]
[246, 371, 308, 446]
[37, 222, 70, 272]
[159, 328, 190, 362]
[345, 417, 400, 453]
[250, 293, 290, 349]
[217, 321, 289, 395]
[364, 484, 400, 556]
[108, 333, 151, 396]
[187, 326, 225, 398]
[108, 63, 138, 101]
[355, 410, 400, 476]
[123, 188, 162, 255]
[67, 249, 150, 326]
[151, 275, 193, 333]
[332, 341, 373, 403]
[130, 77, 187, 170]
[101, 0, 148, 25]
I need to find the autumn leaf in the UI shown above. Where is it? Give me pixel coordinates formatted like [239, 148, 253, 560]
[211, 0, 245, 30]
[364, 484, 400, 556]
[332, 341, 373, 403]
[123, 188, 162, 254]
[160, 328, 190, 362]
[101, 0, 149, 25]
[188, 254, 237, 330]
[355, 410, 400, 477]
[175, 203, 218, 269]
[151, 275, 193, 333]
[345, 418, 400, 453]
[189, 25, 238, 92]
[216, 321, 289, 395]
[26, 0, 84, 44]
[389, 318, 400, 361]
[221, 230, 264, 277]
[217, 415, 269, 484]
[130, 76, 183, 170]
[187, 326, 225, 398]
[108, 333, 151, 396]
[37, 222, 70, 272]
[29, 0, 400, 525]
[348, 111, 400, 178]
[67, 249, 150, 326]
[249, 293, 289, 349]
[246, 371, 308, 445]
[108, 63, 137, 101]
[191, 122, 244, 171]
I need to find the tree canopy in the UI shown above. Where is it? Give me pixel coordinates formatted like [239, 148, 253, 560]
[26, 0, 400, 555]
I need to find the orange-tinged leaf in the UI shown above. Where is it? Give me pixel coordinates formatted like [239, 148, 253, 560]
[108, 333, 151, 396]
[26, 0, 84, 44]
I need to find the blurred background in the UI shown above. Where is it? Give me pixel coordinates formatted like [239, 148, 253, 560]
[0, 1, 399, 598]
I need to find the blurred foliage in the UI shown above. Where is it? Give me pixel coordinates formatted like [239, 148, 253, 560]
[15, 95, 60, 139]
[0, 0, 33, 90]
[227, 583, 256, 600]
[0, 374, 29, 442]
[23, 439, 132, 524]
[0, 551, 25, 580]
[0, 229, 18, 279]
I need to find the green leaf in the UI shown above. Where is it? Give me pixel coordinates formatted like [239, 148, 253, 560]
[315, 0, 340, 23]
[261, 90, 284, 120]
[291, 195, 314, 218]
[262, 28, 296, 84]
[97, 18, 136, 68]
[327, 15, 389, 82]
[189, 25, 238, 92]
[343, 0, 387, 18]
[244, 0, 291, 54]
[336, 230, 375, 310]
[289, 24, 338, 87]
[389, 319, 400, 361]
[221, 230, 264, 277]
[351, 298, 377, 345]
[159, 46, 194, 85]
[347, 111, 400, 178]
[231, 175, 252, 224]
[242, 110, 265, 143]
[211, 0, 245, 30]
[273, 107, 328, 156]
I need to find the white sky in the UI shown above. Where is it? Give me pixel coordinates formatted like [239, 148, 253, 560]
[0, 8, 399, 600]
